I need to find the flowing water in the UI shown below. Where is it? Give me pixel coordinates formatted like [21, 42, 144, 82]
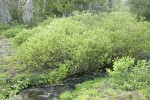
[18, 71, 107, 100]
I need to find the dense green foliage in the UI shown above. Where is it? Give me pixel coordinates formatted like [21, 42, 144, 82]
[60, 57, 150, 100]
[2, 27, 25, 38]
[15, 14, 112, 75]
[129, 0, 150, 21]
[108, 57, 150, 90]
[15, 11, 150, 73]
[0, 1, 150, 99]
[13, 17, 56, 45]
[0, 23, 25, 38]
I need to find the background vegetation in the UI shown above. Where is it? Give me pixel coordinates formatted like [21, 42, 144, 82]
[0, 0, 150, 99]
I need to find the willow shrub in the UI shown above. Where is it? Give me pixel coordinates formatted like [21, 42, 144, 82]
[13, 17, 56, 46]
[16, 21, 112, 73]
[14, 11, 150, 84]
[13, 12, 107, 46]
[107, 57, 150, 90]
[13, 27, 44, 46]
[99, 11, 150, 60]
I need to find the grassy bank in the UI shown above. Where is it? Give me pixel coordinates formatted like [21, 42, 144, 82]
[60, 57, 150, 100]
[60, 78, 150, 100]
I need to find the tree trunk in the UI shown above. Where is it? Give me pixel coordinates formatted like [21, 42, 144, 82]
[0, 0, 12, 24]
[23, 0, 33, 23]
[108, 0, 113, 9]
[42, 0, 46, 14]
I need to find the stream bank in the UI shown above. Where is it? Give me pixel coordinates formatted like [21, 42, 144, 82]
[17, 71, 108, 100]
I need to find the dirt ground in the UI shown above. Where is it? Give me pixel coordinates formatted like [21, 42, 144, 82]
[0, 37, 16, 74]
[0, 38, 15, 61]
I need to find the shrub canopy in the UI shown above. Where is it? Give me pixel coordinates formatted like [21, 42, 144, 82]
[14, 11, 150, 84]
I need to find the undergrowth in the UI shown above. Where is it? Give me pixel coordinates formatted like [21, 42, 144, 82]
[60, 57, 150, 100]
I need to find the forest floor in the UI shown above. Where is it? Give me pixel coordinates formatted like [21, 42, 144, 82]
[0, 36, 16, 75]
[0, 37, 15, 61]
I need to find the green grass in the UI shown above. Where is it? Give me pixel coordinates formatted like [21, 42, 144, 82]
[0, 35, 5, 39]
[60, 78, 150, 100]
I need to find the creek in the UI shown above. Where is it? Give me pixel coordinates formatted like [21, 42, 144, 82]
[18, 71, 107, 100]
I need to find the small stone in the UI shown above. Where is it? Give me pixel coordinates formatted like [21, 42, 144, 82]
[48, 93, 54, 97]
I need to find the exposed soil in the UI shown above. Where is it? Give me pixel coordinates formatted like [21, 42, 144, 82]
[0, 38, 14, 59]
[0, 37, 16, 74]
